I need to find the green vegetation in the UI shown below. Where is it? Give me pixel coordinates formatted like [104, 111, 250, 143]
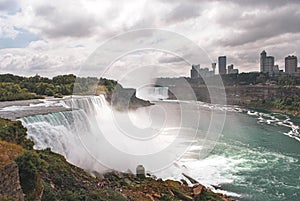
[0, 118, 33, 149]
[15, 151, 47, 200]
[0, 82, 42, 101]
[249, 95, 300, 116]
[220, 72, 300, 86]
[0, 74, 118, 101]
[0, 140, 23, 166]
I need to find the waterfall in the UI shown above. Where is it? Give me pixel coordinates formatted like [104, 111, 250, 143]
[20, 95, 112, 172]
[19, 95, 196, 173]
[136, 87, 169, 101]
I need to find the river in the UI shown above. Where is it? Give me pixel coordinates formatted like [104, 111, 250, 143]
[0, 96, 299, 201]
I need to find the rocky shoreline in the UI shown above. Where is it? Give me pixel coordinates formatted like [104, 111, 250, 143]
[96, 170, 234, 201]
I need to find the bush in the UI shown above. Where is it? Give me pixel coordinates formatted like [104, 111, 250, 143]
[0, 118, 34, 149]
[54, 93, 63, 98]
[15, 151, 48, 196]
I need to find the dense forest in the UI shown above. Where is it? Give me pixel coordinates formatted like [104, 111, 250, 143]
[0, 74, 117, 101]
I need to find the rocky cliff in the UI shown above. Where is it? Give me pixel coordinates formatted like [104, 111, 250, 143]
[0, 140, 24, 201]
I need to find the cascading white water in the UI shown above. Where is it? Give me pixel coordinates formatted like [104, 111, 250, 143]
[136, 86, 169, 101]
[20, 95, 192, 173]
[20, 96, 114, 172]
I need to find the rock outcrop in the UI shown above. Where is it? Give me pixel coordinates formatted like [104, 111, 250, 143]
[0, 161, 24, 201]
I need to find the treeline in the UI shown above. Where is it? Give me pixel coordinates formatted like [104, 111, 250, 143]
[220, 72, 300, 86]
[187, 72, 300, 86]
[0, 82, 43, 101]
[0, 74, 117, 101]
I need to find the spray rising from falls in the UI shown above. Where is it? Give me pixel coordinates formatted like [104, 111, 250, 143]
[20, 95, 195, 173]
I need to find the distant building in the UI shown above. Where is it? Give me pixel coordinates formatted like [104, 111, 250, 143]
[218, 56, 227, 75]
[212, 63, 216, 74]
[285, 55, 297, 73]
[298, 67, 300, 72]
[190, 64, 215, 78]
[199, 68, 215, 77]
[227, 64, 239, 74]
[273, 65, 279, 73]
[191, 64, 200, 79]
[227, 64, 233, 73]
[260, 50, 274, 74]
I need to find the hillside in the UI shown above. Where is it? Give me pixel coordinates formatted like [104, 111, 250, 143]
[0, 117, 232, 201]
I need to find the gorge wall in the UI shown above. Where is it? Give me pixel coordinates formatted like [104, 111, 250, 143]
[167, 85, 300, 105]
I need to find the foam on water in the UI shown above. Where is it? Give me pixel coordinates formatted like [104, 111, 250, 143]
[13, 96, 300, 200]
[244, 110, 300, 142]
[193, 101, 300, 142]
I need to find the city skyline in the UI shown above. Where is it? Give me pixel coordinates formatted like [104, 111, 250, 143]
[191, 49, 299, 78]
[1, 1, 300, 77]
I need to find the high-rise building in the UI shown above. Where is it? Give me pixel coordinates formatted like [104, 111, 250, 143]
[227, 64, 239, 74]
[260, 50, 274, 74]
[285, 55, 298, 73]
[191, 64, 200, 79]
[218, 56, 226, 75]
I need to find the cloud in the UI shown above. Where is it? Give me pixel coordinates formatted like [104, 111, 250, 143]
[31, 3, 98, 38]
[164, 3, 202, 24]
[0, 0, 300, 76]
[215, 3, 300, 47]
[230, 0, 300, 8]
[158, 55, 184, 64]
[0, 20, 18, 39]
[0, 0, 19, 14]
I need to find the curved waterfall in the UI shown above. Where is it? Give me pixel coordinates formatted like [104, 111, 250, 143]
[19, 95, 182, 173]
[20, 95, 112, 172]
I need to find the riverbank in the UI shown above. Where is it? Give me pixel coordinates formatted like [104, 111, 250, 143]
[240, 100, 300, 117]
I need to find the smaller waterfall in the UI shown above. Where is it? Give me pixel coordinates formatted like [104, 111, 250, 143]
[136, 87, 169, 101]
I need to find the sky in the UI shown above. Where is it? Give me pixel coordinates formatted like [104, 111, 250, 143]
[1, 0, 300, 78]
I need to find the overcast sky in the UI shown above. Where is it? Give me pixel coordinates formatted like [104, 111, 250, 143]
[0, 0, 300, 78]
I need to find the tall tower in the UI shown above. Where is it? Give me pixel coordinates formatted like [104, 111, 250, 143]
[285, 55, 297, 73]
[212, 63, 216, 74]
[218, 56, 226, 75]
[191, 64, 200, 79]
[260, 50, 267, 72]
[260, 50, 274, 74]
